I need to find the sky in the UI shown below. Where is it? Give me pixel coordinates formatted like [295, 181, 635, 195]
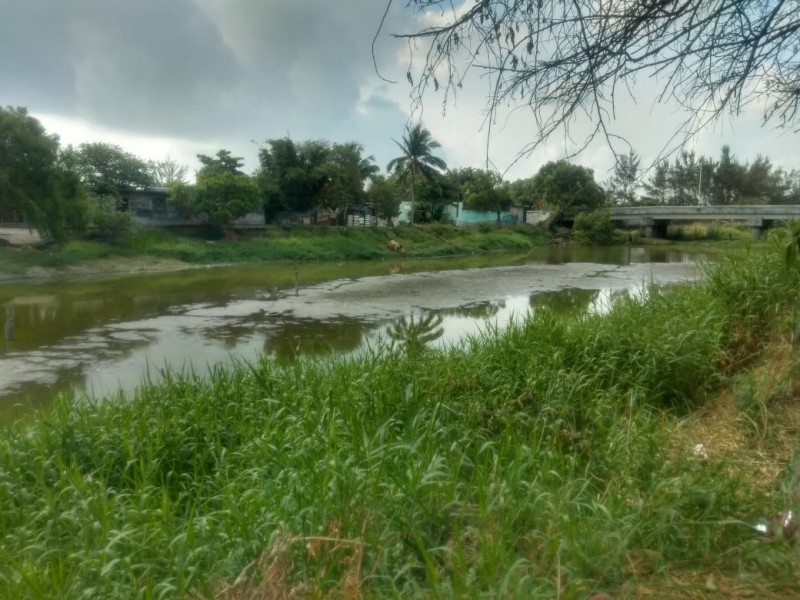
[2, 0, 798, 184]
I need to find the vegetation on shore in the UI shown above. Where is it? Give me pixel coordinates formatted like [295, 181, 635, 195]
[1, 228, 799, 597]
[0, 225, 550, 278]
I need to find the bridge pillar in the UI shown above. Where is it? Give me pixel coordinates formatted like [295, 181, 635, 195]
[746, 218, 765, 240]
[639, 217, 655, 238]
[638, 218, 669, 238]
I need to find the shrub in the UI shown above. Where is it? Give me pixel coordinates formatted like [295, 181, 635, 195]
[573, 208, 621, 244]
[86, 195, 134, 243]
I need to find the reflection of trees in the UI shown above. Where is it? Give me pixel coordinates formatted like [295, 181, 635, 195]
[263, 318, 368, 364]
[436, 300, 503, 320]
[530, 288, 600, 315]
[387, 313, 444, 355]
[592, 289, 632, 314]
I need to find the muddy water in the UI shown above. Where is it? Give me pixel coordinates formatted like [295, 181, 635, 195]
[0, 246, 699, 416]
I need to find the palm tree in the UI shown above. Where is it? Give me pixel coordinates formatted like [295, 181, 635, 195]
[386, 124, 447, 225]
[347, 142, 380, 183]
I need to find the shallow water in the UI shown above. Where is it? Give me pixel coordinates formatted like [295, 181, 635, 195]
[0, 245, 699, 417]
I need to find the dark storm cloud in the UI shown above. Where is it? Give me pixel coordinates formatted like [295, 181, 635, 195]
[0, 0, 245, 137]
[0, 0, 413, 152]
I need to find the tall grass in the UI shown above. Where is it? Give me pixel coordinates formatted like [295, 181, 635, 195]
[1, 239, 799, 596]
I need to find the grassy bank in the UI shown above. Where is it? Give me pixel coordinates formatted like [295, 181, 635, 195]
[1, 238, 800, 597]
[0, 225, 550, 278]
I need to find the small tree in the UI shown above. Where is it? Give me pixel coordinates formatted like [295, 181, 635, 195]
[195, 150, 260, 230]
[459, 168, 512, 224]
[87, 194, 134, 243]
[150, 157, 189, 186]
[573, 209, 620, 245]
[167, 182, 199, 219]
[606, 150, 641, 206]
[642, 161, 670, 205]
[367, 176, 401, 224]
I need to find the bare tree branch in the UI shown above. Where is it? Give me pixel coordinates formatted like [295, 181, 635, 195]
[388, 0, 800, 164]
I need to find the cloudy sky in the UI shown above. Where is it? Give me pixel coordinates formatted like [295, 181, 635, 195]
[2, 0, 798, 183]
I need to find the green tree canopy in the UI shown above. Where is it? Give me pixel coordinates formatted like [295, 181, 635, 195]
[606, 150, 641, 206]
[0, 106, 86, 245]
[455, 168, 511, 223]
[195, 150, 260, 228]
[506, 177, 540, 208]
[642, 161, 670, 205]
[258, 138, 379, 222]
[367, 175, 401, 223]
[531, 161, 605, 220]
[258, 138, 333, 217]
[386, 124, 447, 225]
[319, 142, 379, 219]
[64, 142, 153, 197]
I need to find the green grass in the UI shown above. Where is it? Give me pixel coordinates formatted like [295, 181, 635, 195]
[1, 236, 800, 597]
[0, 225, 551, 276]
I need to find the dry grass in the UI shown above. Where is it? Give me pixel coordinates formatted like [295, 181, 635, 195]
[633, 337, 800, 599]
[210, 522, 370, 600]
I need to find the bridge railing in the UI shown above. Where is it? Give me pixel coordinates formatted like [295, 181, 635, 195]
[609, 205, 800, 219]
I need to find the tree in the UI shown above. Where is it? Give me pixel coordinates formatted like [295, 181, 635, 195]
[606, 150, 641, 206]
[531, 161, 605, 223]
[367, 175, 402, 223]
[65, 142, 153, 197]
[386, 124, 447, 225]
[413, 171, 459, 222]
[506, 176, 541, 208]
[0, 106, 86, 246]
[319, 143, 379, 222]
[457, 168, 512, 223]
[150, 157, 189, 186]
[642, 161, 670, 205]
[195, 150, 260, 229]
[668, 151, 703, 206]
[258, 138, 332, 218]
[740, 155, 787, 203]
[394, 1, 800, 158]
[258, 139, 378, 223]
[710, 146, 744, 205]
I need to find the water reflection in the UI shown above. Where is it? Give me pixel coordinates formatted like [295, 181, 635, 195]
[264, 317, 373, 363]
[530, 288, 600, 315]
[0, 246, 700, 414]
[438, 300, 503, 320]
[387, 313, 445, 354]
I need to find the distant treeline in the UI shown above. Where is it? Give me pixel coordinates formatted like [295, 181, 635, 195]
[2, 105, 798, 247]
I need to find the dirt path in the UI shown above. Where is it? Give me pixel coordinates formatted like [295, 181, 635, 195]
[0, 227, 42, 247]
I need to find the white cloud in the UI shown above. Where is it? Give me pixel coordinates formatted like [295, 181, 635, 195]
[3, 0, 798, 185]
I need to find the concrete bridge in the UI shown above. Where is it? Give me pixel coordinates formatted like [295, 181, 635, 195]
[608, 205, 800, 239]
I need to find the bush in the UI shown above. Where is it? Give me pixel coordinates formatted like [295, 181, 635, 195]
[86, 195, 134, 243]
[573, 208, 622, 244]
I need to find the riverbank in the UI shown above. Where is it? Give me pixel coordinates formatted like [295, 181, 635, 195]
[1, 238, 798, 597]
[0, 225, 551, 281]
[0, 222, 761, 285]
